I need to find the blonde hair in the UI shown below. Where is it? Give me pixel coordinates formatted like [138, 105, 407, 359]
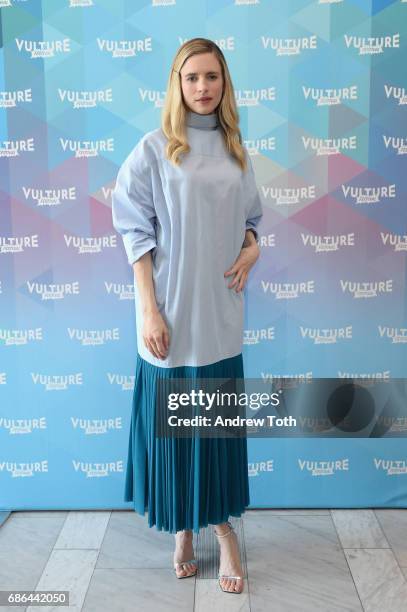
[161, 37, 247, 172]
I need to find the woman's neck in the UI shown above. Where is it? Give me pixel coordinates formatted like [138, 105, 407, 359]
[185, 109, 219, 130]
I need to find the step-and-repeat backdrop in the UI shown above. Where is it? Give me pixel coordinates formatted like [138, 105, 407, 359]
[1, 0, 406, 511]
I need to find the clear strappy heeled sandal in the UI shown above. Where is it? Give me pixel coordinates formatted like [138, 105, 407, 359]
[214, 521, 244, 594]
[173, 531, 198, 578]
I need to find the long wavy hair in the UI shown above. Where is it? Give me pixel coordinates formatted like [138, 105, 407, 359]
[161, 38, 247, 172]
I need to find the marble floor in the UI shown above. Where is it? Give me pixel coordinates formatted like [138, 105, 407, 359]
[0, 508, 406, 612]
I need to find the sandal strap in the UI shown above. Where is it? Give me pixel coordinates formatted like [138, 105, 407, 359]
[219, 575, 243, 580]
[214, 521, 234, 538]
[174, 559, 197, 568]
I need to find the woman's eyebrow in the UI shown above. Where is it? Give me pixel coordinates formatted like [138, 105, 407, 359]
[184, 71, 220, 77]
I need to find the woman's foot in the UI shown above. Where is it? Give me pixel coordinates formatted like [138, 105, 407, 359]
[173, 530, 197, 578]
[214, 522, 244, 594]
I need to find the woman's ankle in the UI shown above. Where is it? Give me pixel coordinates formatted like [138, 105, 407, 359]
[214, 522, 231, 536]
[175, 529, 193, 539]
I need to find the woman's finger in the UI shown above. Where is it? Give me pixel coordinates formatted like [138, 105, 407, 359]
[224, 265, 237, 277]
[237, 271, 248, 292]
[143, 336, 152, 353]
[228, 269, 243, 289]
[151, 336, 166, 358]
[146, 337, 159, 359]
[158, 335, 169, 358]
[163, 330, 170, 351]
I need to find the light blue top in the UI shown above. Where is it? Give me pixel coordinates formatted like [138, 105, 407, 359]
[112, 110, 263, 368]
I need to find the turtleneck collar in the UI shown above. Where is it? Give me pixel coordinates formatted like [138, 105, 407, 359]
[186, 109, 219, 130]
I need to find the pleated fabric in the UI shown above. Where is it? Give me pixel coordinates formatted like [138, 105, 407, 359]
[124, 352, 250, 534]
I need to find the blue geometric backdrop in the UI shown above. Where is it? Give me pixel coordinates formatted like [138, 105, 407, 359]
[0, 0, 406, 511]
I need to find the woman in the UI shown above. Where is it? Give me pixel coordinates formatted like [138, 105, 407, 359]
[112, 37, 263, 595]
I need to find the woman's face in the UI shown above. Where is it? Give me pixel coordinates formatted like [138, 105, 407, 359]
[179, 52, 224, 115]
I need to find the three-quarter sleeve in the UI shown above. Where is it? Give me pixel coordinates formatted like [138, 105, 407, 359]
[112, 138, 157, 266]
[244, 151, 263, 241]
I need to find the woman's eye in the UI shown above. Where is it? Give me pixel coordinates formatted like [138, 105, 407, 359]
[187, 75, 217, 81]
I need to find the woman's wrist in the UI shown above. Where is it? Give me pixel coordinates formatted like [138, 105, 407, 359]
[143, 304, 159, 317]
[242, 229, 257, 248]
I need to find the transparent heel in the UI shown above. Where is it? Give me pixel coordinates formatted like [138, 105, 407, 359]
[214, 521, 244, 594]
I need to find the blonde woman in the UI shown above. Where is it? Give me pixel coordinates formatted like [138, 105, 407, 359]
[112, 37, 263, 595]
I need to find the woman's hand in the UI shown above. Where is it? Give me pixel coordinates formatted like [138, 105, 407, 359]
[143, 309, 170, 360]
[224, 240, 260, 293]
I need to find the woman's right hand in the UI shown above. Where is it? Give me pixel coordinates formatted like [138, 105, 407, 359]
[142, 309, 170, 360]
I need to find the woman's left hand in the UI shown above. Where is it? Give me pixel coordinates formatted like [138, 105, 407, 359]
[224, 241, 260, 293]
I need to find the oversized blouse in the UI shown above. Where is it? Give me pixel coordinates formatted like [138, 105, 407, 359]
[111, 109, 263, 368]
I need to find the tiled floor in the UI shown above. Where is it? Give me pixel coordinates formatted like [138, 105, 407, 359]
[0, 508, 406, 611]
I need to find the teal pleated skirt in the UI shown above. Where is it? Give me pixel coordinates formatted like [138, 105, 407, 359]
[124, 352, 250, 533]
